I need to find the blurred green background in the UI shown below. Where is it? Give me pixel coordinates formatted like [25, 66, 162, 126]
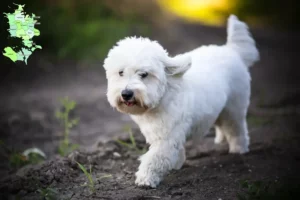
[1, 0, 299, 62]
[1, 0, 153, 62]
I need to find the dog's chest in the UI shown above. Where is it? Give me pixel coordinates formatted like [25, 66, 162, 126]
[131, 114, 174, 143]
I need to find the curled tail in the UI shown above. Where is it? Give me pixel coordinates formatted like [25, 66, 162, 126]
[226, 15, 259, 67]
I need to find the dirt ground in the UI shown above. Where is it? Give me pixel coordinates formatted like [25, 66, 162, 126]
[0, 117, 300, 200]
[0, 21, 300, 200]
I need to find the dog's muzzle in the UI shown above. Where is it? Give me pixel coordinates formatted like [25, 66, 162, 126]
[121, 89, 136, 106]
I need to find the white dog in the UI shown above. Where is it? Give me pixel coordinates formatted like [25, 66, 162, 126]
[103, 15, 259, 188]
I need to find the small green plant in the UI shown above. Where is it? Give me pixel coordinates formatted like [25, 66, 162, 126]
[0, 141, 45, 168]
[238, 180, 271, 200]
[37, 187, 58, 200]
[8, 152, 29, 168]
[0, 140, 26, 167]
[76, 162, 95, 193]
[237, 179, 300, 200]
[116, 125, 147, 154]
[76, 161, 112, 194]
[23, 148, 47, 164]
[55, 97, 80, 156]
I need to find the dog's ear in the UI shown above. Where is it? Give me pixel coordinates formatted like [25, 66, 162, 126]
[163, 54, 192, 77]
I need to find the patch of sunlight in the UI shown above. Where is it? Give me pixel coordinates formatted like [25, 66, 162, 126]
[157, 0, 237, 26]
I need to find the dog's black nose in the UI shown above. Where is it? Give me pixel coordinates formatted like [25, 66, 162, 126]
[121, 89, 134, 101]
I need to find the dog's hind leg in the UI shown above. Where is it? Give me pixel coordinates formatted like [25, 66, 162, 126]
[214, 125, 226, 144]
[174, 147, 186, 170]
[215, 104, 250, 154]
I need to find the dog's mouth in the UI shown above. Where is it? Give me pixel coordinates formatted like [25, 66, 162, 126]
[122, 99, 137, 107]
[117, 97, 149, 114]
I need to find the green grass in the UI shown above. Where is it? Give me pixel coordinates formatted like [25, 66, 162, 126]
[0, 140, 45, 168]
[237, 179, 300, 200]
[37, 187, 59, 200]
[116, 125, 147, 154]
[76, 161, 112, 194]
[76, 161, 95, 193]
[238, 180, 272, 200]
[55, 97, 80, 156]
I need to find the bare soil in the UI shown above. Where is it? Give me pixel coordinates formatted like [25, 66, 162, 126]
[0, 116, 300, 200]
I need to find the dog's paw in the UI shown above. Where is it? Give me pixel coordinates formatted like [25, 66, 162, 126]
[135, 171, 161, 188]
[228, 135, 249, 154]
[214, 130, 226, 144]
[229, 144, 249, 154]
[214, 135, 225, 144]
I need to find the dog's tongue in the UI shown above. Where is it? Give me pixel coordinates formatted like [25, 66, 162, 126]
[125, 102, 134, 106]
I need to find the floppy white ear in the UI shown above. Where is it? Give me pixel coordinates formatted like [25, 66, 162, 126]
[163, 54, 192, 76]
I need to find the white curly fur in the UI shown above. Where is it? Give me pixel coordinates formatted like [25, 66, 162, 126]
[103, 15, 259, 188]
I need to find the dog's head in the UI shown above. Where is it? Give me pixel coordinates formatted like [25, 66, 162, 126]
[103, 37, 191, 115]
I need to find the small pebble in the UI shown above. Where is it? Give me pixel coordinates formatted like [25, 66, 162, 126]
[113, 152, 121, 158]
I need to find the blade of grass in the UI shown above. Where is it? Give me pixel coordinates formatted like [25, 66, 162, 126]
[98, 174, 112, 180]
[76, 162, 94, 189]
[116, 139, 133, 149]
[129, 130, 136, 148]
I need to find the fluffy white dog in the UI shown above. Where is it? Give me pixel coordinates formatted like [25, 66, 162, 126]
[103, 15, 259, 188]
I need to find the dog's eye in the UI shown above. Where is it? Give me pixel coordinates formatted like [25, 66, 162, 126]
[119, 70, 124, 77]
[140, 72, 148, 78]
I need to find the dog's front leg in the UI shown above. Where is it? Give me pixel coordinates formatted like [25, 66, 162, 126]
[135, 140, 183, 188]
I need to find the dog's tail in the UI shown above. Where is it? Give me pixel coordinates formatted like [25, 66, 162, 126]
[226, 15, 259, 67]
